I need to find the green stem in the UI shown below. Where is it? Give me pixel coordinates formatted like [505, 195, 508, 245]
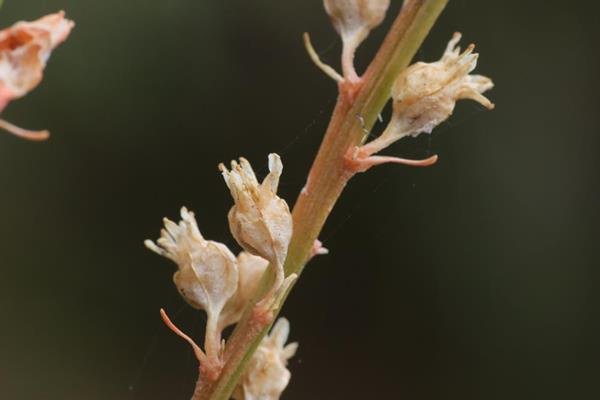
[197, 1, 449, 399]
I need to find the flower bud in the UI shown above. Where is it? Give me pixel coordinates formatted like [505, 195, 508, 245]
[219, 252, 269, 329]
[324, 0, 389, 80]
[145, 207, 238, 322]
[324, 0, 390, 48]
[233, 318, 298, 400]
[219, 154, 292, 267]
[0, 11, 74, 111]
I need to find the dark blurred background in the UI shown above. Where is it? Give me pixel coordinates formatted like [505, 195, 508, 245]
[0, 1, 598, 399]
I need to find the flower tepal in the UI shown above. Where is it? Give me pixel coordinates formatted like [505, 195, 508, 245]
[219, 252, 270, 330]
[324, 0, 390, 81]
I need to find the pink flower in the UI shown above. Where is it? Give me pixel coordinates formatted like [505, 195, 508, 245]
[0, 11, 74, 140]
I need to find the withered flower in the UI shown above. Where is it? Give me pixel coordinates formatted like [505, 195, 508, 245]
[145, 207, 238, 368]
[349, 33, 494, 172]
[386, 32, 494, 139]
[233, 318, 298, 400]
[220, 154, 293, 310]
[0, 11, 74, 140]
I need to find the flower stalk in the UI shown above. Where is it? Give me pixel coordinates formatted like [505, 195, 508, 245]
[195, 1, 450, 399]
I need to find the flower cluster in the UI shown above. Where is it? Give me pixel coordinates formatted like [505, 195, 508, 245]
[0, 11, 74, 140]
[146, 154, 296, 385]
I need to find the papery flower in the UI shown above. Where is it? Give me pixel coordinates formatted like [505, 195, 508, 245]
[220, 153, 294, 312]
[388, 32, 494, 137]
[0, 11, 74, 140]
[348, 33, 494, 172]
[219, 252, 269, 330]
[145, 207, 238, 366]
[233, 318, 298, 400]
[323, 0, 390, 81]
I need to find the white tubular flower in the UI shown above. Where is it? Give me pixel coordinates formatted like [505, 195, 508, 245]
[349, 33, 494, 172]
[233, 318, 298, 400]
[220, 154, 292, 310]
[0, 11, 74, 141]
[323, 0, 390, 81]
[145, 207, 238, 367]
[219, 252, 269, 330]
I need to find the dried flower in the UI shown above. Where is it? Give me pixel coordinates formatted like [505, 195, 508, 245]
[220, 252, 269, 330]
[220, 154, 292, 310]
[0, 11, 74, 140]
[324, 0, 390, 81]
[348, 33, 494, 172]
[145, 207, 238, 366]
[388, 32, 494, 137]
[233, 318, 298, 400]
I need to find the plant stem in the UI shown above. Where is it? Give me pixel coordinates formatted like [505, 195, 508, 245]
[196, 1, 449, 398]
